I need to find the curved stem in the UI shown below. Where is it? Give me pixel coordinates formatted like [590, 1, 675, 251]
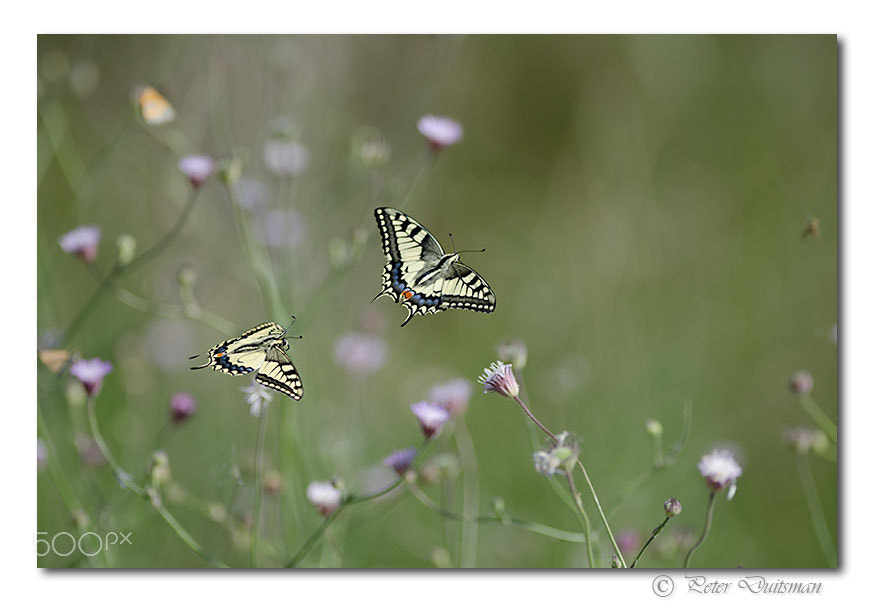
[251, 407, 269, 568]
[565, 472, 595, 567]
[285, 507, 344, 568]
[799, 396, 838, 444]
[87, 395, 227, 567]
[575, 458, 626, 568]
[630, 517, 670, 568]
[684, 491, 716, 568]
[796, 453, 837, 566]
[512, 395, 558, 442]
[407, 481, 590, 544]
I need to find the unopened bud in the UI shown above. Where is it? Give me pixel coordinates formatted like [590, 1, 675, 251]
[116, 234, 136, 266]
[664, 497, 682, 518]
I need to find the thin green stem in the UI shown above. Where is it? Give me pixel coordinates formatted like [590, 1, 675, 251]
[286, 507, 344, 568]
[407, 481, 589, 544]
[454, 417, 479, 568]
[565, 472, 596, 568]
[630, 517, 670, 568]
[799, 396, 837, 444]
[796, 453, 837, 566]
[575, 458, 626, 568]
[251, 407, 269, 568]
[684, 491, 716, 568]
[86, 394, 228, 567]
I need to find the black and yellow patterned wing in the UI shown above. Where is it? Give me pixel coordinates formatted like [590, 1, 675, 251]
[189, 322, 282, 376]
[439, 262, 496, 314]
[374, 207, 444, 305]
[255, 346, 304, 401]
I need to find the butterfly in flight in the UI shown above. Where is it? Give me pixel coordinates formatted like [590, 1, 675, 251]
[189, 320, 304, 400]
[133, 85, 176, 126]
[373, 207, 496, 327]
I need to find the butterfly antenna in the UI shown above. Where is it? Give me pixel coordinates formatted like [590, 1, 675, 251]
[456, 248, 487, 255]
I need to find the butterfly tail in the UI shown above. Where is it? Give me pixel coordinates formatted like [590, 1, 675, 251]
[400, 306, 415, 327]
[189, 354, 211, 370]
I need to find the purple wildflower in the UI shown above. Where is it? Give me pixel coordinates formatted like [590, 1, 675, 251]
[383, 447, 418, 476]
[59, 225, 100, 263]
[70, 358, 113, 397]
[169, 392, 197, 424]
[417, 115, 463, 150]
[698, 449, 742, 497]
[333, 332, 388, 377]
[478, 361, 520, 398]
[178, 155, 215, 188]
[410, 401, 450, 439]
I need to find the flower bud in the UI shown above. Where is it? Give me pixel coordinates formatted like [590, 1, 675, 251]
[645, 419, 663, 438]
[789, 370, 814, 396]
[148, 450, 171, 487]
[664, 497, 682, 518]
[116, 234, 136, 266]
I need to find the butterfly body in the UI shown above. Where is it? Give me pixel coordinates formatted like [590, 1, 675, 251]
[190, 321, 303, 400]
[374, 207, 496, 326]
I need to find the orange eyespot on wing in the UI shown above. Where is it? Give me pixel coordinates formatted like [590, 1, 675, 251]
[402, 289, 414, 300]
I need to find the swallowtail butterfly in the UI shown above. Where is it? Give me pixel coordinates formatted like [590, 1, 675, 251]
[373, 207, 496, 327]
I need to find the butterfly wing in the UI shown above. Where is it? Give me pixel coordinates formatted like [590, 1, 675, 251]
[136, 85, 176, 126]
[255, 346, 304, 401]
[438, 262, 496, 314]
[374, 207, 445, 304]
[190, 322, 282, 376]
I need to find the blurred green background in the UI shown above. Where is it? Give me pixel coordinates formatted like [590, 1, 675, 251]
[37, 35, 837, 568]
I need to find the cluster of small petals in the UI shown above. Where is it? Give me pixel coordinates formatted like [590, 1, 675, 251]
[495, 339, 528, 371]
[169, 392, 197, 424]
[178, 155, 215, 188]
[59, 225, 101, 263]
[241, 380, 272, 417]
[411, 401, 450, 439]
[532, 431, 579, 475]
[428, 378, 472, 416]
[417, 115, 463, 150]
[478, 361, 520, 398]
[306, 481, 342, 517]
[789, 370, 814, 396]
[383, 447, 418, 475]
[533, 450, 561, 476]
[333, 332, 388, 377]
[70, 358, 113, 396]
[697, 449, 742, 495]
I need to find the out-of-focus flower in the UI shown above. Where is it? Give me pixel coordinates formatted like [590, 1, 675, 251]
[383, 447, 418, 476]
[116, 234, 136, 266]
[783, 427, 829, 455]
[178, 155, 215, 188]
[789, 370, 814, 396]
[307, 481, 342, 517]
[241, 379, 273, 417]
[217, 150, 245, 185]
[263, 140, 310, 176]
[59, 225, 100, 263]
[617, 529, 641, 556]
[259, 209, 305, 249]
[76, 435, 106, 467]
[208, 502, 228, 523]
[428, 378, 472, 416]
[37, 438, 48, 470]
[645, 419, 663, 438]
[263, 470, 283, 495]
[532, 431, 580, 476]
[698, 448, 742, 498]
[70, 358, 113, 397]
[148, 450, 171, 487]
[133, 85, 175, 125]
[353, 126, 391, 168]
[478, 361, 520, 398]
[830, 323, 838, 345]
[333, 332, 388, 377]
[410, 401, 450, 439]
[495, 339, 528, 370]
[69, 60, 100, 98]
[169, 392, 197, 424]
[417, 115, 463, 150]
[420, 454, 460, 484]
[664, 497, 682, 518]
